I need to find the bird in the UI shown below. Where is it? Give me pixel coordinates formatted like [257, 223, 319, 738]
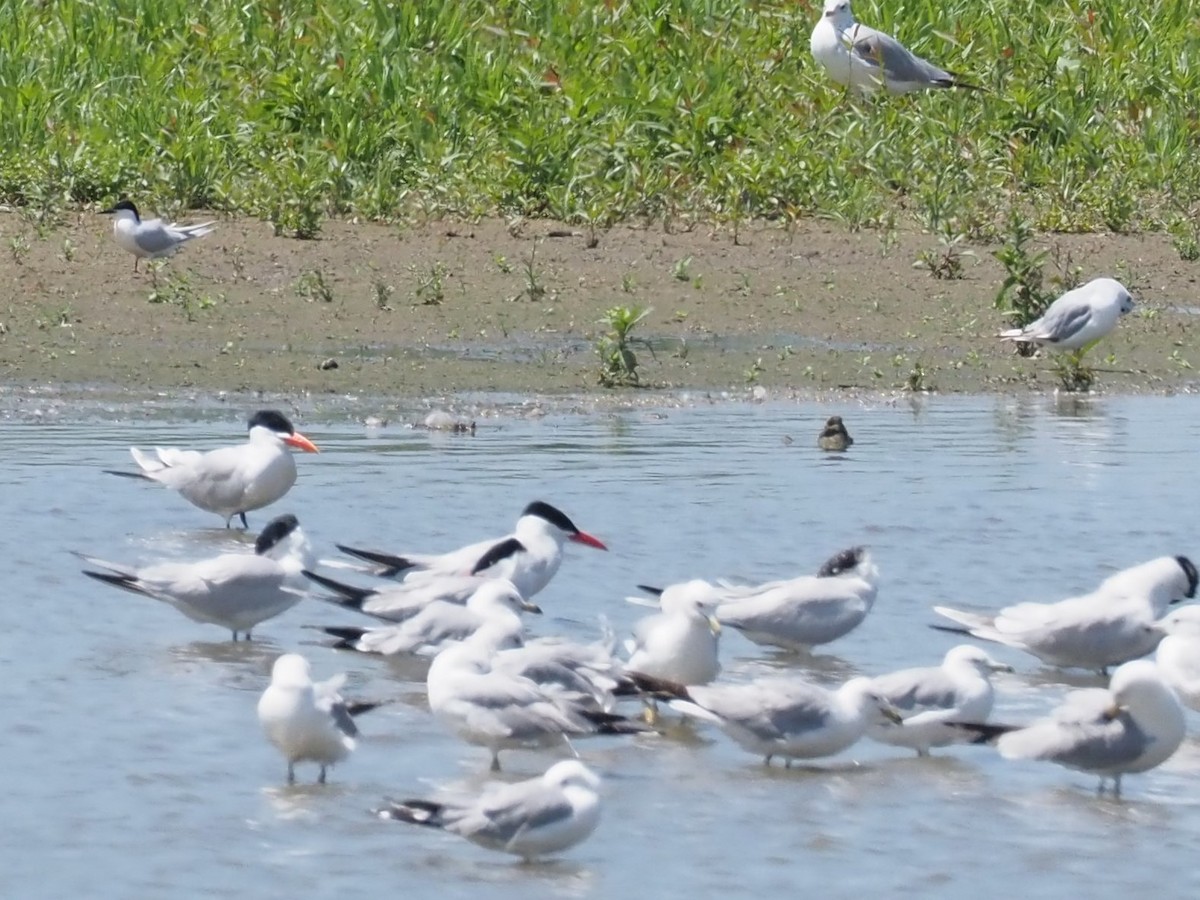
[932, 555, 1197, 673]
[998, 278, 1136, 360]
[303, 568, 487, 623]
[866, 645, 1012, 756]
[624, 579, 723, 686]
[335, 501, 607, 600]
[376, 760, 602, 861]
[713, 546, 879, 651]
[257, 653, 383, 785]
[78, 513, 313, 640]
[810, 0, 981, 94]
[106, 409, 319, 528]
[660, 674, 901, 766]
[956, 660, 1186, 796]
[101, 199, 216, 272]
[817, 415, 854, 451]
[1149, 606, 1200, 711]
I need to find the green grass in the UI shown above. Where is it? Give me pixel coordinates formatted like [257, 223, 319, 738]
[3, 0, 1200, 235]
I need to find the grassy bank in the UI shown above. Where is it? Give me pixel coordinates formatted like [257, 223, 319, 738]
[2, 0, 1199, 242]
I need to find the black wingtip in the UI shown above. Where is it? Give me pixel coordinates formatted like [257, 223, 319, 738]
[82, 569, 139, 589]
[376, 799, 444, 828]
[928, 623, 972, 636]
[946, 721, 1016, 745]
[335, 544, 416, 577]
[301, 569, 376, 609]
[580, 709, 653, 734]
[636, 584, 664, 597]
[623, 671, 690, 700]
[103, 469, 151, 480]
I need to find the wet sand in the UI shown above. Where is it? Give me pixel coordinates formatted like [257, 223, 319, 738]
[1, 210, 1197, 404]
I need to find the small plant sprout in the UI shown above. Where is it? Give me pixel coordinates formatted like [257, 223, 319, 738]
[521, 244, 546, 301]
[672, 256, 693, 282]
[595, 305, 653, 387]
[914, 234, 973, 280]
[372, 278, 395, 310]
[295, 269, 335, 303]
[412, 262, 448, 306]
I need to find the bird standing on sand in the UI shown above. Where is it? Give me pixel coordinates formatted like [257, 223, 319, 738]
[101, 199, 216, 272]
[818, 415, 853, 451]
[998, 277, 1135, 363]
[810, 0, 982, 94]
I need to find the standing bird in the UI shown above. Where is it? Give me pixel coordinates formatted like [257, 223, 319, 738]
[257, 653, 382, 785]
[998, 277, 1136, 361]
[376, 760, 602, 861]
[1149, 606, 1200, 711]
[810, 0, 981, 94]
[817, 415, 854, 451]
[101, 199, 216, 272]
[106, 410, 319, 528]
[625, 580, 723, 686]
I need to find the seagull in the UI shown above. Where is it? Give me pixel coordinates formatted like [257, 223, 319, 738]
[101, 199, 216, 272]
[625, 579, 723, 686]
[956, 660, 1186, 796]
[334, 501, 607, 600]
[1149, 606, 1200, 711]
[998, 277, 1136, 360]
[257, 653, 383, 785]
[932, 555, 1198, 673]
[78, 513, 313, 640]
[661, 674, 901, 766]
[817, 415, 853, 451]
[714, 546, 879, 651]
[106, 410, 319, 528]
[376, 760, 602, 861]
[810, 0, 981, 94]
[866, 645, 1012, 756]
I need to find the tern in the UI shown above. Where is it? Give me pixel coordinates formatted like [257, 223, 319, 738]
[78, 513, 313, 640]
[107, 409, 319, 528]
[101, 199, 216, 272]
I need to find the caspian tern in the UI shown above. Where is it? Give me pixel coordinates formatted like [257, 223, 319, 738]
[335, 500, 607, 599]
[101, 199, 216, 272]
[78, 513, 313, 640]
[932, 555, 1198, 673]
[257, 653, 385, 784]
[376, 760, 603, 861]
[107, 410, 319, 528]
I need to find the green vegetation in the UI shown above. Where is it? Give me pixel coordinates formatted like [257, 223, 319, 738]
[1, 0, 1198, 235]
[596, 304, 652, 386]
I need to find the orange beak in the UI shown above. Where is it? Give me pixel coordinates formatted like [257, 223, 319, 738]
[571, 531, 607, 550]
[284, 432, 320, 453]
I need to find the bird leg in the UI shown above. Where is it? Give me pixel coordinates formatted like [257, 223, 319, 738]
[287, 762, 295, 785]
[490, 752, 502, 772]
[318, 765, 327, 785]
[239, 512, 249, 529]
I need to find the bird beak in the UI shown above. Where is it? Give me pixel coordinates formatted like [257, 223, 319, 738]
[570, 531, 608, 551]
[708, 614, 723, 636]
[990, 662, 1015, 673]
[1102, 703, 1121, 721]
[881, 703, 903, 725]
[520, 599, 543, 614]
[284, 432, 320, 453]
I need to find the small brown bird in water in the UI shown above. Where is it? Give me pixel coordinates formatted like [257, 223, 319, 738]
[818, 416, 853, 451]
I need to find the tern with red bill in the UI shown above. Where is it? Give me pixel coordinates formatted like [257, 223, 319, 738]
[106, 410, 319, 528]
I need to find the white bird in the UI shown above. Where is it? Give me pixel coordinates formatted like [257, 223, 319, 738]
[334, 500, 608, 600]
[810, 0, 981, 94]
[714, 546, 880, 651]
[376, 760, 602, 861]
[101, 199, 216, 272]
[998, 278, 1136, 356]
[665, 674, 901, 766]
[1149, 606, 1200, 711]
[303, 568, 488, 623]
[317, 579, 540, 656]
[78, 513, 313, 640]
[625, 579, 723, 686]
[932, 555, 1198, 673]
[257, 653, 381, 785]
[427, 630, 648, 771]
[866, 645, 1012, 756]
[961, 660, 1186, 796]
[106, 410, 319, 528]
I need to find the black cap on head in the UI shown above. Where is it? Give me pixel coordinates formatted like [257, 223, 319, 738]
[817, 546, 866, 577]
[248, 409, 296, 436]
[1176, 555, 1198, 599]
[101, 199, 140, 218]
[256, 514, 300, 555]
[521, 501, 578, 534]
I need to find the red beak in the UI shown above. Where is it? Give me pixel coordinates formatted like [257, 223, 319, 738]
[284, 432, 320, 453]
[571, 531, 607, 551]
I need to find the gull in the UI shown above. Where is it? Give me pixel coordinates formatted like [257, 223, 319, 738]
[101, 199, 216, 272]
[661, 674, 901, 766]
[810, 0, 981, 95]
[106, 409, 319, 528]
[933, 555, 1198, 673]
[78, 513, 313, 640]
[714, 546, 879, 651]
[999, 278, 1136, 360]
[866, 645, 1012, 756]
[376, 760, 602, 861]
[334, 500, 608, 600]
[958, 660, 1186, 796]
[427, 630, 649, 771]
[257, 653, 383, 785]
[1149, 606, 1200, 711]
[817, 415, 853, 451]
[624, 580, 723, 686]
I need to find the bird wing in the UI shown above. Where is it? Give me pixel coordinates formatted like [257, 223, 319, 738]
[447, 781, 575, 845]
[847, 25, 951, 86]
[1024, 300, 1093, 345]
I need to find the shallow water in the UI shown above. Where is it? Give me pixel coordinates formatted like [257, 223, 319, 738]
[4, 393, 1200, 898]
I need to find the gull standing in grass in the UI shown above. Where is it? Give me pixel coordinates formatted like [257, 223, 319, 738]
[376, 760, 602, 861]
[1149, 606, 1200, 711]
[957, 660, 1186, 796]
[998, 277, 1136, 362]
[258, 653, 383, 785]
[866, 645, 1012, 756]
[932, 555, 1197, 674]
[810, 0, 981, 94]
[101, 199, 216, 272]
[624, 579, 723, 685]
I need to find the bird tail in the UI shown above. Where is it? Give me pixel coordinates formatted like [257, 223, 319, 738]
[335, 544, 417, 578]
[309, 624, 370, 649]
[81, 569, 153, 598]
[345, 698, 392, 718]
[949, 75, 985, 92]
[579, 709, 653, 734]
[301, 570, 377, 611]
[180, 222, 217, 239]
[667, 699, 725, 726]
[376, 799, 445, 828]
[621, 671, 691, 701]
[944, 721, 1017, 745]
